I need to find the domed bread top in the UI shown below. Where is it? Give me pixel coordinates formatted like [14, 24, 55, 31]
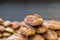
[24, 14, 43, 26]
[43, 30, 57, 40]
[3, 21, 12, 27]
[30, 34, 45, 40]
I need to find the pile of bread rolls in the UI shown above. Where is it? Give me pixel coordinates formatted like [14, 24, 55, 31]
[0, 18, 20, 40]
[0, 14, 60, 40]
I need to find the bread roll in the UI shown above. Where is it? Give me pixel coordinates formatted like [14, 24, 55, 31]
[24, 14, 43, 26]
[3, 21, 12, 27]
[30, 34, 45, 40]
[36, 25, 48, 33]
[5, 27, 14, 33]
[43, 30, 57, 40]
[3, 32, 11, 37]
[19, 22, 36, 36]
[12, 21, 20, 29]
[7, 34, 28, 40]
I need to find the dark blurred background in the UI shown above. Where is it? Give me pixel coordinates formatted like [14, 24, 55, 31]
[0, 0, 60, 21]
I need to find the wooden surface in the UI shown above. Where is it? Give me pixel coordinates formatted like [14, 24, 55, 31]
[0, 2, 60, 21]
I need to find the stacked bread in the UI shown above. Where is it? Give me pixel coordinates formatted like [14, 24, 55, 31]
[0, 18, 20, 40]
[0, 14, 60, 40]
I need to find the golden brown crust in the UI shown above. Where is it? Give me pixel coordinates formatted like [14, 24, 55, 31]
[43, 20, 60, 30]
[3, 21, 12, 27]
[24, 14, 43, 26]
[7, 34, 28, 40]
[36, 25, 48, 33]
[30, 34, 45, 40]
[12, 21, 20, 29]
[0, 26, 5, 32]
[19, 22, 36, 36]
[5, 27, 14, 33]
[48, 20, 60, 30]
[43, 30, 57, 40]
[3, 32, 11, 37]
